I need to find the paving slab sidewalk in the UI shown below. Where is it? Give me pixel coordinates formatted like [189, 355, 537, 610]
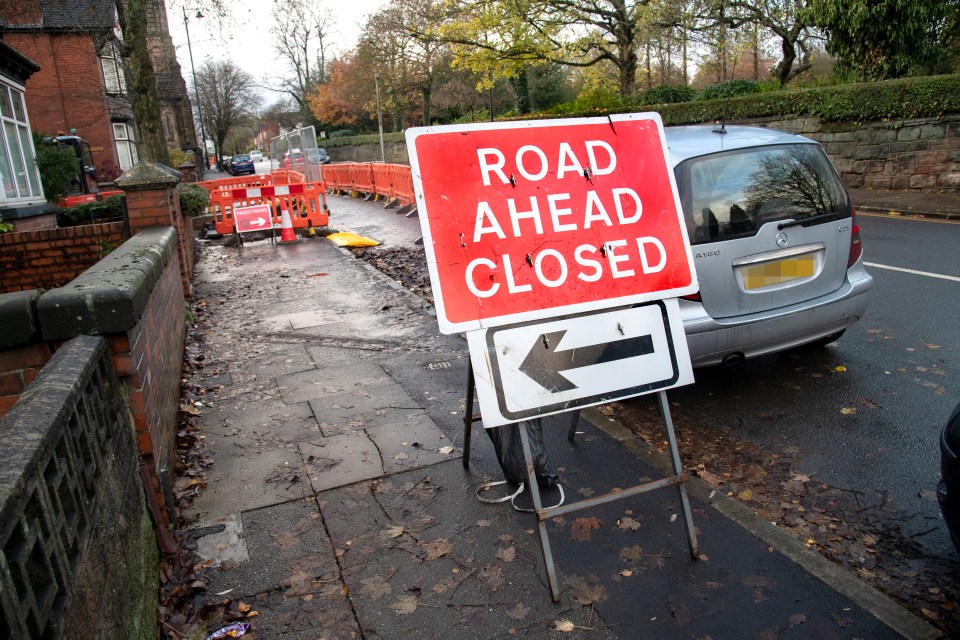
[184, 224, 942, 640]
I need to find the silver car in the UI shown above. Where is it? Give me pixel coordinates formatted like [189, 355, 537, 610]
[665, 125, 873, 367]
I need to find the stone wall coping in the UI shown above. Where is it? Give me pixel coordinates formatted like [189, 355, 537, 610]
[0, 289, 43, 350]
[115, 160, 181, 190]
[36, 227, 177, 341]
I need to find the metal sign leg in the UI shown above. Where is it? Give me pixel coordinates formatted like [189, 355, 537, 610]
[656, 391, 699, 559]
[462, 357, 476, 469]
[518, 421, 562, 602]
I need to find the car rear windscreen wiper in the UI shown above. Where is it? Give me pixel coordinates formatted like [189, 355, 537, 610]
[777, 211, 841, 230]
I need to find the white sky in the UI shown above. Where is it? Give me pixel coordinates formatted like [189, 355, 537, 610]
[165, 0, 382, 108]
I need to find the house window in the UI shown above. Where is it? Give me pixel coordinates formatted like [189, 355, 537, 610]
[100, 41, 127, 96]
[0, 81, 43, 204]
[113, 122, 138, 171]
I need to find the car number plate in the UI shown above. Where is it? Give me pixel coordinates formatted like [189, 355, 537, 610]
[741, 256, 816, 290]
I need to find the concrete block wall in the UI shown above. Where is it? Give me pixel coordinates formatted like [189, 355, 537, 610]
[0, 335, 158, 640]
[0, 222, 126, 294]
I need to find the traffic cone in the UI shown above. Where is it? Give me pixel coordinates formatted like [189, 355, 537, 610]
[278, 206, 298, 244]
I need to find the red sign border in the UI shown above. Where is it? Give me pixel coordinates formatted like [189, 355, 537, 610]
[406, 112, 698, 334]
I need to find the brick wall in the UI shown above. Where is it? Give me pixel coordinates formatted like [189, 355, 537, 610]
[0, 342, 51, 416]
[120, 173, 195, 295]
[0, 222, 126, 294]
[0, 228, 186, 527]
[4, 31, 124, 177]
[111, 256, 185, 521]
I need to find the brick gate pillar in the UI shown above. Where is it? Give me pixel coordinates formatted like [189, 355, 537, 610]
[116, 161, 195, 296]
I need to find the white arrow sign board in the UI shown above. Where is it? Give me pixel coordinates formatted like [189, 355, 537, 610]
[466, 299, 693, 427]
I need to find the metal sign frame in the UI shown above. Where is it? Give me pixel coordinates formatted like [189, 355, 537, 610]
[461, 367, 699, 602]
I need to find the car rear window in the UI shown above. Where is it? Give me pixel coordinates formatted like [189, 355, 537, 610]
[234, 155, 250, 161]
[674, 144, 849, 245]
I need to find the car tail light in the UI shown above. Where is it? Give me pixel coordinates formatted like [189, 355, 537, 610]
[847, 207, 863, 268]
[681, 293, 701, 302]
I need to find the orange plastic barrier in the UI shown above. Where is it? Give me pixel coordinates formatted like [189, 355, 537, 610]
[322, 163, 353, 192]
[323, 162, 415, 206]
[371, 164, 394, 200]
[388, 165, 415, 206]
[348, 163, 375, 194]
[198, 171, 328, 236]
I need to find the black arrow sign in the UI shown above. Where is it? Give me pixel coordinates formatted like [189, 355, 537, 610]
[519, 330, 655, 393]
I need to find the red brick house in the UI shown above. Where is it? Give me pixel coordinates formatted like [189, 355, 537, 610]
[1, 0, 137, 181]
[0, 0, 197, 183]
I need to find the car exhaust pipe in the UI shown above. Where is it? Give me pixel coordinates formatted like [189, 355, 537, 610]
[722, 352, 745, 366]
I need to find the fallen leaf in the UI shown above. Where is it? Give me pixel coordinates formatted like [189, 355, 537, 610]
[738, 489, 753, 501]
[438, 446, 455, 454]
[553, 619, 576, 632]
[566, 575, 608, 605]
[619, 569, 634, 577]
[570, 517, 602, 542]
[617, 517, 641, 531]
[834, 365, 847, 372]
[392, 595, 418, 615]
[497, 546, 516, 563]
[179, 404, 200, 415]
[422, 538, 453, 560]
[383, 525, 405, 539]
[788, 613, 807, 626]
[360, 575, 392, 599]
[506, 602, 530, 620]
[619, 545, 644, 563]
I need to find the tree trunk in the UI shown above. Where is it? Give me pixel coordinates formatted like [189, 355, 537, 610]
[612, 0, 637, 99]
[510, 71, 530, 115]
[123, 0, 170, 166]
[422, 85, 432, 125]
[776, 39, 796, 86]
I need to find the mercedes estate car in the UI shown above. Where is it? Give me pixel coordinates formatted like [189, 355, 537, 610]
[665, 125, 873, 367]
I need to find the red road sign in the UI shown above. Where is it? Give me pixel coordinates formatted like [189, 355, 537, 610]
[406, 113, 697, 334]
[233, 204, 273, 234]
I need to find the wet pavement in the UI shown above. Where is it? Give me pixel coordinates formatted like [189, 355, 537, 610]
[183, 193, 945, 639]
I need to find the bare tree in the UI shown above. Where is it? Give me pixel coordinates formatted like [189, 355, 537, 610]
[194, 61, 259, 166]
[269, 0, 335, 117]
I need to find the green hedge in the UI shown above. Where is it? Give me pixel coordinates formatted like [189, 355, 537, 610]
[56, 194, 125, 227]
[546, 74, 960, 125]
[322, 132, 405, 149]
[324, 74, 960, 149]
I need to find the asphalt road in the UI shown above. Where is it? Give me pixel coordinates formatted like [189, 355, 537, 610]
[659, 212, 960, 557]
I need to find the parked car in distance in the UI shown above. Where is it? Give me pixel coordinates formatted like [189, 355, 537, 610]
[249, 149, 263, 163]
[939, 401, 960, 552]
[664, 125, 873, 367]
[228, 154, 255, 176]
[280, 148, 303, 171]
[220, 156, 232, 171]
[306, 148, 330, 164]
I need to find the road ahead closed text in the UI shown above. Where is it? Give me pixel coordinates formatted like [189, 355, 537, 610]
[407, 114, 697, 333]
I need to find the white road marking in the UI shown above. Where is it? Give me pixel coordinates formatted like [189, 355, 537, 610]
[864, 262, 960, 282]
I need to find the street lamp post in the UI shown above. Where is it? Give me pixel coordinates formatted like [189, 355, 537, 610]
[374, 72, 385, 163]
[182, 8, 208, 175]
